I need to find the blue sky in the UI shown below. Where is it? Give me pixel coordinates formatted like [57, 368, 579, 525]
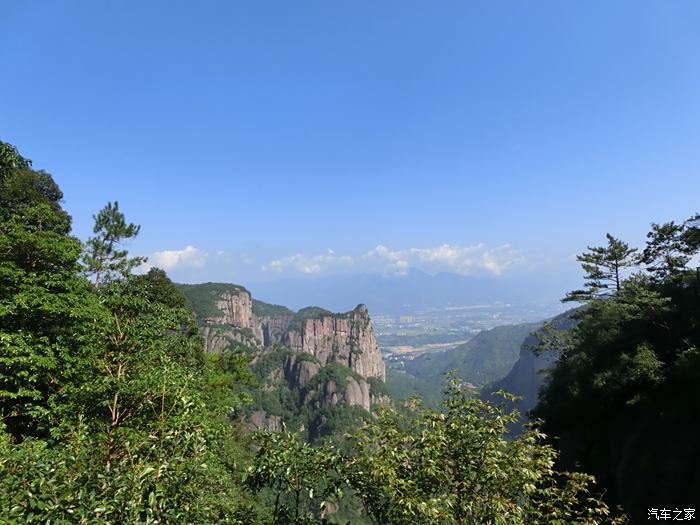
[2, 1, 699, 292]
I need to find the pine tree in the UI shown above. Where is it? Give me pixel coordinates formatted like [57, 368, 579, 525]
[81, 201, 146, 287]
[681, 213, 700, 259]
[642, 221, 692, 279]
[564, 233, 639, 302]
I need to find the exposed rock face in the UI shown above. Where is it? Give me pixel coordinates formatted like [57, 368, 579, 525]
[488, 333, 558, 418]
[197, 289, 262, 352]
[199, 324, 261, 354]
[200, 326, 237, 354]
[194, 288, 293, 352]
[343, 377, 372, 410]
[208, 290, 255, 330]
[179, 282, 388, 425]
[257, 314, 294, 346]
[283, 304, 385, 381]
[302, 377, 373, 412]
[187, 284, 385, 383]
[249, 410, 282, 432]
[284, 354, 321, 388]
[371, 392, 393, 407]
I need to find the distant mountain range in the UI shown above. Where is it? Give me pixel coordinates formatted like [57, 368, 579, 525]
[247, 269, 571, 314]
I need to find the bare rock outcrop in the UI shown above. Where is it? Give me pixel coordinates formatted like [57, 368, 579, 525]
[207, 290, 255, 329]
[184, 284, 386, 382]
[194, 287, 263, 352]
[179, 283, 388, 419]
[283, 304, 385, 381]
[302, 377, 373, 412]
[249, 410, 282, 432]
[257, 313, 294, 346]
[188, 286, 299, 352]
[284, 354, 321, 388]
[343, 377, 372, 410]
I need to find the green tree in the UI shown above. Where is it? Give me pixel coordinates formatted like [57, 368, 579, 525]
[564, 233, 639, 302]
[132, 267, 187, 308]
[1, 143, 257, 522]
[682, 213, 700, 254]
[246, 429, 342, 524]
[343, 379, 624, 525]
[81, 201, 146, 287]
[0, 141, 31, 183]
[242, 378, 626, 525]
[1, 262, 256, 523]
[536, 220, 700, 523]
[0, 151, 102, 440]
[642, 221, 694, 279]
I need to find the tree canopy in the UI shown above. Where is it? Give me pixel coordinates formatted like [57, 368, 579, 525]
[535, 213, 700, 523]
[82, 201, 146, 287]
[564, 233, 639, 302]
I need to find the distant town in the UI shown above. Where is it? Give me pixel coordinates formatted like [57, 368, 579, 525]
[374, 301, 567, 361]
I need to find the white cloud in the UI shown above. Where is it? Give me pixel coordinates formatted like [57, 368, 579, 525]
[364, 243, 525, 276]
[149, 245, 207, 270]
[263, 250, 354, 274]
[262, 243, 525, 277]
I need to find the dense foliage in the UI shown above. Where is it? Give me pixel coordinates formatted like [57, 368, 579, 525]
[0, 143, 254, 522]
[252, 299, 295, 319]
[247, 378, 625, 525]
[535, 218, 700, 522]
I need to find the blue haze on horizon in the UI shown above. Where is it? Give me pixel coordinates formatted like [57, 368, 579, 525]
[2, 1, 699, 304]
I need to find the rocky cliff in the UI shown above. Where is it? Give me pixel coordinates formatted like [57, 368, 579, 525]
[179, 283, 293, 352]
[178, 282, 387, 435]
[280, 353, 389, 412]
[179, 282, 385, 382]
[178, 283, 259, 352]
[283, 304, 385, 381]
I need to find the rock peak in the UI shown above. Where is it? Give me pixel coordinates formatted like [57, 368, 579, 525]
[180, 283, 385, 381]
[355, 304, 368, 314]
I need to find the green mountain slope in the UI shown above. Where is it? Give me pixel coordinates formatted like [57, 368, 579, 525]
[177, 282, 249, 318]
[387, 321, 541, 406]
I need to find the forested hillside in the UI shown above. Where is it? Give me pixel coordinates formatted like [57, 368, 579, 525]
[386, 321, 540, 406]
[1, 141, 625, 523]
[533, 226, 700, 523]
[484, 310, 578, 429]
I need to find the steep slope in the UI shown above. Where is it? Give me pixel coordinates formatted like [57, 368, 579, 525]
[486, 310, 577, 421]
[178, 282, 295, 351]
[283, 304, 385, 380]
